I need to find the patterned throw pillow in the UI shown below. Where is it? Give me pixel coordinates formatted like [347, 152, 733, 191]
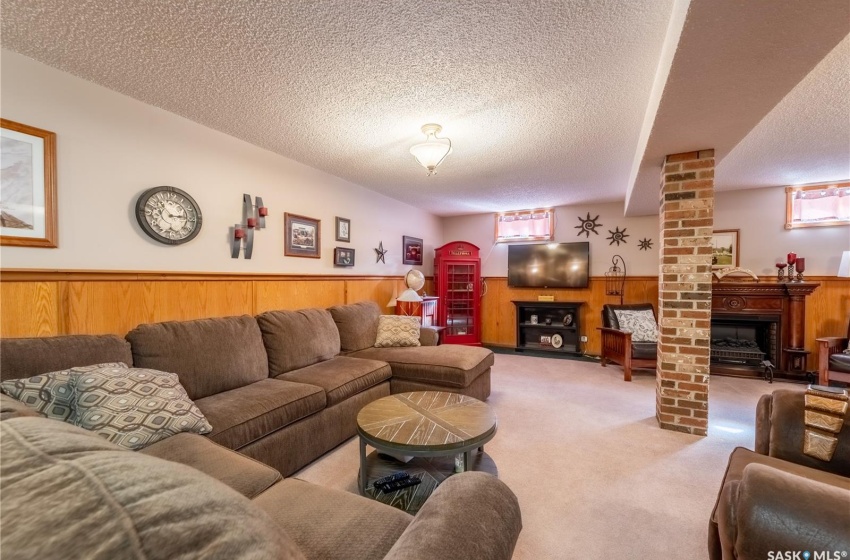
[72, 366, 212, 450]
[374, 315, 422, 348]
[613, 309, 658, 343]
[0, 363, 128, 422]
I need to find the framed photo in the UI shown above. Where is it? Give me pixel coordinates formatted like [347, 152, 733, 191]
[335, 216, 350, 242]
[284, 213, 321, 258]
[1, 119, 57, 247]
[402, 235, 423, 266]
[711, 229, 739, 269]
[333, 247, 355, 267]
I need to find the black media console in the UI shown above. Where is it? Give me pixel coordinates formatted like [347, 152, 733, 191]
[512, 301, 583, 355]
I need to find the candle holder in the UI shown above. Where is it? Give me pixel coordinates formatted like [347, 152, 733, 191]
[794, 258, 805, 282]
[231, 193, 268, 259]
[787, 262, 795, 281]
[775, 262, 787, 281]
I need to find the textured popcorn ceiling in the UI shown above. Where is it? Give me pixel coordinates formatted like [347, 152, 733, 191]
[0, 0, 674, 216]
[626, 0, 850, 216]
[1, 1, 847, 217]
[716, 35, 850, 191]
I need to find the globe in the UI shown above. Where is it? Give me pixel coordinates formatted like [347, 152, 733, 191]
[405, 269, 425, 291]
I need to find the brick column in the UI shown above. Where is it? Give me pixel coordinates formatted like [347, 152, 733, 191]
[657, 150, 715, 436]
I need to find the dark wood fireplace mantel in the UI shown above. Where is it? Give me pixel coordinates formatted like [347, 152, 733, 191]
[711, 281, 819, 376]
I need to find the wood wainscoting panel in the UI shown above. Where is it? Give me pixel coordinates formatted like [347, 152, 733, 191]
[345, 279, 401, 313]
[66, 282, 157, 335]
[0, 282, 61, 337]
[254, 280, 347, 314]
[150, 281, 254, 324]
[481, 277, 659, 356]
[805, 278, 850, 371]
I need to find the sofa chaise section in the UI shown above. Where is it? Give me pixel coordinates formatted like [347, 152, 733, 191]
[329, 301, 494, 400]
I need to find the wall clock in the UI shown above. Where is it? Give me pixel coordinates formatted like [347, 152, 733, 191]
[135, 186, 203, 245]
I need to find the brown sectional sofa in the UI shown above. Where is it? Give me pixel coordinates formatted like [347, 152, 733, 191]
[1, 301, 515, 559]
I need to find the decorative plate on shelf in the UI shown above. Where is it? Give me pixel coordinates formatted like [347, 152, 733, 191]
[551, 333, 564, 349]
[563, 314, 573, 327]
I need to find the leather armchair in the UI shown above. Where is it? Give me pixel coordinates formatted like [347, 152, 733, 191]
[709, 390, 850, 560]
[817, 319, 850, 386]
[598, 303, 657, 381]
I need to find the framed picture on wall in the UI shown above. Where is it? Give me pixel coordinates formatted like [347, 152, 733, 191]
[335, 216, 350, 242]
[402, 235, 423, 266]
[333, 247, 355, 267]
[711, 229, 739, 269]
[284, 213, 321, 258]
[0, 119, 58, 248]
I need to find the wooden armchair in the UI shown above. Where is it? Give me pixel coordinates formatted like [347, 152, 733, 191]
[598, 303, 658, 381]
[817, 318, 850, 386]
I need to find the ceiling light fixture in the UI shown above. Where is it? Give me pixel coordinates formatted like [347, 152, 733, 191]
[409, 123, 452, 175]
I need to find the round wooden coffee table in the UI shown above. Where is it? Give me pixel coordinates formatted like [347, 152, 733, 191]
[356, 391, 497, 513]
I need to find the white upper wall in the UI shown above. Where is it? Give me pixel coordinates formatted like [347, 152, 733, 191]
[442, 202, 661, 278]
[0, 51, 442, 274]
[444, 189, 849, 278]
[714, 187, 849, 277]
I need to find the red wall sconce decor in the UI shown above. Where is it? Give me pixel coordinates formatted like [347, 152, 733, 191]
[231, 194, 267, 259]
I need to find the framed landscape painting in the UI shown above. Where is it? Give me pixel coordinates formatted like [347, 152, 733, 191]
[284, 213, 321, 258]
[0, 119, 57, 247]
[711, 229, 739, 269]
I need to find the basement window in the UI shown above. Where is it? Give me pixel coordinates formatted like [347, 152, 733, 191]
[495, 209, 554, 242]
[785, 181, 850, 229]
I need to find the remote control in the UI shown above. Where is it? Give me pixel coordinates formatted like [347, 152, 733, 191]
[380, 475, 422, 493]
[373, 472, 410, 488]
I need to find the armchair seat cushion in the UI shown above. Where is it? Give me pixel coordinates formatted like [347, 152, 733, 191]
[195, 379, 325, 450]
[275, 356, 391, 406]
[829, 352, 850, 374]
[631, 341, 657, 360]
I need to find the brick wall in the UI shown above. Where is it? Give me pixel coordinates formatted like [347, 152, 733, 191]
[657, 150, 715, 436]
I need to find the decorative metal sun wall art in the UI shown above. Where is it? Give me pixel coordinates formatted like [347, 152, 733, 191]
[575, 213, 602, 237]
[638, 238, 653, 251]
[607, 226, 629, 246]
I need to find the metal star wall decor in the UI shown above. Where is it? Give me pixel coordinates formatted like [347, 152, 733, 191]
[607, 226, 629, 246]
[374, 241, 387, 263]
[575, 213, 602, 238]
[638, 238, 653, 251]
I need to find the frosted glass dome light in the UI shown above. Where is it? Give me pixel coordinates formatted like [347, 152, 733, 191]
[410, 123, 452, 175]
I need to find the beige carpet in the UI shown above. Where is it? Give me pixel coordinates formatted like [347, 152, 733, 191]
[293, 353, 804, 559]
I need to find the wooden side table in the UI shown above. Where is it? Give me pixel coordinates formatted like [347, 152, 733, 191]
[783, 347, 811, 376]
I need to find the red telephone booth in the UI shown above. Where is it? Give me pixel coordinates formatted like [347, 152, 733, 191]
[434, 241, 482, 346]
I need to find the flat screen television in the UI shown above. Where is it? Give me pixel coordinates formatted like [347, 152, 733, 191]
[507, 242, 590, 288]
